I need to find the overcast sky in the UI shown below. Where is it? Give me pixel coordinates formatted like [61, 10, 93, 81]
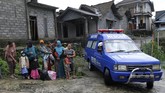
[38, 0, 165, 18]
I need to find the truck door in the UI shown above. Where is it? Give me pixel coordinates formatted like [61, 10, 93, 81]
[90, 41, 100, 68]
[94, 41, 104, 71]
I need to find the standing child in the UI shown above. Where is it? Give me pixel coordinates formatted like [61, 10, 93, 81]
[19, 51, 29, 79]
[64, 55, 71, 79]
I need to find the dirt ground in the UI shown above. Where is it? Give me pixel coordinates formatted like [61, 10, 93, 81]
[0, 63, 165, 93]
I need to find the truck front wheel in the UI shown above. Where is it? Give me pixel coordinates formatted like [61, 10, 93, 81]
[146, 81, 154, 89]
[104, 68, 113, 85]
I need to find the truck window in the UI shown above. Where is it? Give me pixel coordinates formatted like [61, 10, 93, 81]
[104, 40, 140, 53]
[87, 41, 93, 48]
[92, 41, 97, 49]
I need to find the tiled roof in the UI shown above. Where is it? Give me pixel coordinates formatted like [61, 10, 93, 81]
[93, 1, 114, 16]
[79, 4, 96, 14]
[67, 7, 98, 16]
[116, 0, 140, 7]
[80, 1, 122, 20]
[28, 2, 58, 10]
[59, 7, 99, 19]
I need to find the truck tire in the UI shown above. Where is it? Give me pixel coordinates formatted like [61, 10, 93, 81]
[146, 81, 154, 89]
[88, 62, 94, 71]
[104, 68, 113, 85]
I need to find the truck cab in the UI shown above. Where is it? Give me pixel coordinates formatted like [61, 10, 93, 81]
[84, 29, 163, 89]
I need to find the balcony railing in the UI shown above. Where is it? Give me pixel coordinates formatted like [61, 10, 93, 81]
[139, 23, 146, 29]
[133, 23, 146, 30]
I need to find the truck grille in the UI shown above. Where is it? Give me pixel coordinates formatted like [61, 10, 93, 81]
[127, 65, 152, 71]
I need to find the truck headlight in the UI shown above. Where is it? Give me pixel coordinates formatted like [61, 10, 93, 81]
[114, 65, 127, 71]
[152, 64, 161, 70]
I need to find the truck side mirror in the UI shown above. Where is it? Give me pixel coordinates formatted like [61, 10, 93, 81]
[97, 42, 103, 52]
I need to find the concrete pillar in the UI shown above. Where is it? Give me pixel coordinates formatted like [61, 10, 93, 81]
[82, 17, 88, 47]
[145, 16, 147, 30]
[85, 18, 88, 37]
[61, 23, 64, 39]
[136, 16, 139, 29]
[54, 10, 58, 39]
[25, 0, 31, 39]
[136, 3, 139, 12]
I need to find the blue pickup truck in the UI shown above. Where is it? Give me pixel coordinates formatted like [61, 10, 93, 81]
[84, 29, 163, 89]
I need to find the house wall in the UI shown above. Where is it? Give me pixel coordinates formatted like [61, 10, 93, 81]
[145, 3, 151, 13]
[119, 15, 128, 31]
[158, 31, 165, 38]
[116, 6, 128, 31]
[156, 16, 165, 38]
[28, 6, 55, 39]
[0, 0, 27, 39]
[98, 9, 121, 29]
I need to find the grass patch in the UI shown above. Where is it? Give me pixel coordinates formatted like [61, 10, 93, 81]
[74, 56, 87, 76]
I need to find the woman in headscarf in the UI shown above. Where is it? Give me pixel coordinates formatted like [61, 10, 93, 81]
[24, 40, 39, 76]
[54, 40, 65, 78]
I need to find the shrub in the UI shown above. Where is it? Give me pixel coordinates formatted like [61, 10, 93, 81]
[141, 41, 165, 62]
[0, 58, 9, 76]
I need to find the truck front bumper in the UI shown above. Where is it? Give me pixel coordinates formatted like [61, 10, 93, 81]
[110, 68, 163, 83]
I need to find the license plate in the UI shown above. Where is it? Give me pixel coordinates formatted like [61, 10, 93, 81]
[132, 75, 150, 79]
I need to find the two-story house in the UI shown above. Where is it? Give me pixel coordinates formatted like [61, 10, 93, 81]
[116, 0, 154, 35]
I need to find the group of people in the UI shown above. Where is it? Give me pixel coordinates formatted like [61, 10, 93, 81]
[4, 40, 76, 80]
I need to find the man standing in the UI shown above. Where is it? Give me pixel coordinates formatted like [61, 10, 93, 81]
[4, 41, 17, 79]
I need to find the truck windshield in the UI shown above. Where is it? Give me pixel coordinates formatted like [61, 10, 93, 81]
[104, 40, 140, 53]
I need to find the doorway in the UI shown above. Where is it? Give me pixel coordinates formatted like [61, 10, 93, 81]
[30, 16, 38, 40]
